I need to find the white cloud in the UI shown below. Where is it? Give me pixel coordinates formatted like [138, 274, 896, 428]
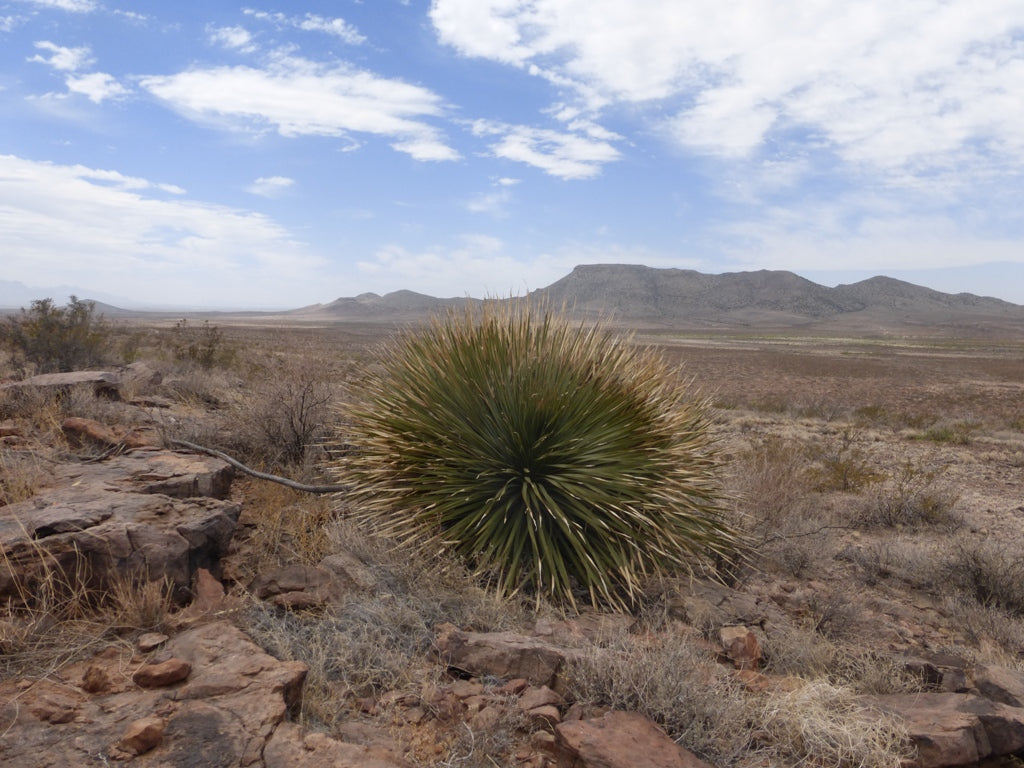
[20, 0, 96, 11]
[28, 40, 92, 71]
[65, 72, 129, 103]
[358, 234, 577, 297]
[710, 200, 1024, 276]
[0, 154, 322, 307]
[243, 9, 365, 45]
[208, 25, 257, 54]
[140, 56, 459, 162]
[431, 0, 1024, 179]
[472, 120, 620, 179]
[246, 175, 295, 197]
[1, 15, 18, 31]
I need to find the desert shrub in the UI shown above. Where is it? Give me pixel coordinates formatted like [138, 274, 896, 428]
[940, 542, 1024, 616]
[732, 436, 811, 526]
[917, 419, 982, 445]
[855, 461, 961, 529]
[165, 319, 235, 370]
[807, 429, 880, 492]
[229, 358, 335, 470]
[333, 300, 744, 609]
[0, 296, 111, 374]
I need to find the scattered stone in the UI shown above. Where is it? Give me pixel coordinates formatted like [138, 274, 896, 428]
[117, 715, 164, 755]
[80, 664, 111, 694]
[554, 710, 714, 768]
[519, 685, 565, 712]
[133, 658, 192, 688]
[719, 625, 761, 671]
[320, 549, 379, 591]
[434, 623, 568, 688]
[251, 563, 345, 609]
[138, 632, 170, 652]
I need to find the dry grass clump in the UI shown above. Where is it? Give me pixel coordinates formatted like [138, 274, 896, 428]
[566, 625, 912, 767]
[854, 461, 961, 529]
[757, 680, 912, 768]
[0, 540, 174, 678]
[242, 517, 533, 729]
[938, 541, 1024, 616]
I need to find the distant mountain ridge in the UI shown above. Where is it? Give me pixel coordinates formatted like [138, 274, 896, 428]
[299, 264, 1024, 334]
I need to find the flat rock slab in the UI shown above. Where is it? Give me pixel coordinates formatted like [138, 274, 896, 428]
[434, 622, 568, 688]
[0, 620, 409, 767]
[874, 692, 1024, 768]
[554, 710, 714, 768]
[0, 448, 237, 602]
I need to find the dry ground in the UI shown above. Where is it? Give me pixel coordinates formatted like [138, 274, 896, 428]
[2, 315, 1023, 767]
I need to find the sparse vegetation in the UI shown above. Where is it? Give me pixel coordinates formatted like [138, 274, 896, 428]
[2, 313, 1024, 768]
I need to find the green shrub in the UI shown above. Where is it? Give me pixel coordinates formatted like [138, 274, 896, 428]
[166, 319, 234, 369]
[0, 296, 110, 374]
[334, 301, 744, 609]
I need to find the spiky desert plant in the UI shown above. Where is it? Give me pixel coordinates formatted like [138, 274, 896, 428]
[334, 300, 743, 609]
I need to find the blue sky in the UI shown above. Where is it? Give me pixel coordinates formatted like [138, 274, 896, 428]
[2, 0, 1023, 309]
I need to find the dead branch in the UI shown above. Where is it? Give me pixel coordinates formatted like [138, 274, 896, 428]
[167, 438, 349, 495]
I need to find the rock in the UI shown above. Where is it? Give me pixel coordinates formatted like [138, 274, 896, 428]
[554, 711, 714, 768]
[133, 658, 192, 688]
[667, 578, 786, 630]
[251, 563, 345, 609]
[0, 448, 238, 604]
[320, 549, 379, 591]
[874, 692, 1024, 768]
[973, 664, 1024, 707]
[719, 625, 761, 671]
[533, 612, 636, 644]
[434, 623, 568, 688]
[0, 621, 330, 768]
[519, 685, 566, 711]
[138, 632, 170, 652]
[0, 370, 121, 398]
[263, 722, 413, 767]
[117, 715, 165, 755]
[60, 416, 153, 449]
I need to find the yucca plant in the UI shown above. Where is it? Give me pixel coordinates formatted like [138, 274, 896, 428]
[334, 300, 743, 609]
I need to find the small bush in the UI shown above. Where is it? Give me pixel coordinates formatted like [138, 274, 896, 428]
[0, 296, 111, 374]
[166, 319, 235, 370]
[334, 301, 745, 609]
[855, 462, 961, 529]
[230, 358, 335, 470]
[940, 542, 1024, 616]
[807, 429, 880, 492]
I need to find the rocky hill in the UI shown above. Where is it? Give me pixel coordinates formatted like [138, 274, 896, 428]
[299, 265, 1024, 334]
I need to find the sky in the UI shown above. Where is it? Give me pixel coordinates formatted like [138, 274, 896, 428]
[1, 0, 1023, 309]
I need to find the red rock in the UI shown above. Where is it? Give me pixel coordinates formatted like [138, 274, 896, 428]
[554, 711, 714, 768]
[132, 658, 192, 688]
[519, 685, 566, 711]
[118, 715, 164, 755]
[137, 632, 169, 652]
[719, 625, 761, 671]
